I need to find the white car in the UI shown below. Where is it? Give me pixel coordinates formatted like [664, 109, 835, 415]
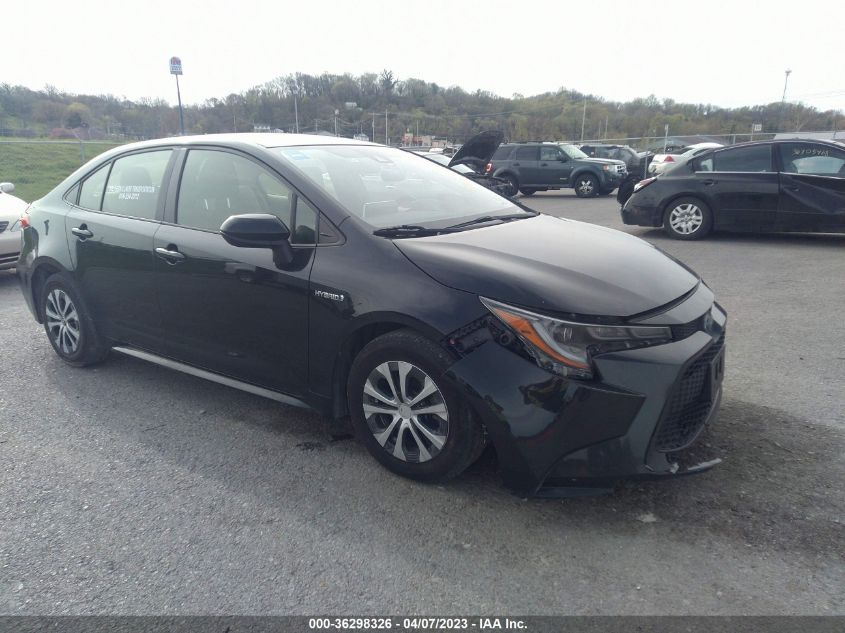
[0, 182, 28, 270]
[648, 142, 723, 175]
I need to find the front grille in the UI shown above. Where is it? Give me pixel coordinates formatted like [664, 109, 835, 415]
[0, 221, 8, 234]
[0, 252, 19, 265]
[653, 333, 725, 452]
[671, 314, 705, 340]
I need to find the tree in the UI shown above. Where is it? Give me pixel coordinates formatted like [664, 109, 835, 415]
[64, 102, 92, 129]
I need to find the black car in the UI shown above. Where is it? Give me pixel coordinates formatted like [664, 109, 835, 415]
[18, 133, 726, 497]
[622, 139, 845, 239]
[487, 142, 626, 197]
[418, 130, 512, 197]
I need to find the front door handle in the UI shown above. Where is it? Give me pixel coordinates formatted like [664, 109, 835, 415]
[155, 246, 186, 264]
[700, 179, 717, 186]
[71, 226, 93, 239]
[784, 184, 800, 192]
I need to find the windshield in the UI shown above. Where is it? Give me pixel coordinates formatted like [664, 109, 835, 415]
[272, 145, 518, 228]
[558, 144, 589, 160]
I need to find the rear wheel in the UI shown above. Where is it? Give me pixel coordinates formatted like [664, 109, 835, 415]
[41, 273, 108, 367]
[663, 197, 713, 240]
[502, 174, 519, 197]
[347, 329, 485, 483]
[574, 174, 599, 198]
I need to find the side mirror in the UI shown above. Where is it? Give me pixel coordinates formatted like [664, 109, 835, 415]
[0, 182, 15, 194]
[220, 214, 293, 266]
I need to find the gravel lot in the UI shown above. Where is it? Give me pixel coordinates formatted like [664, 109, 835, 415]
[0, 191, 842, 615]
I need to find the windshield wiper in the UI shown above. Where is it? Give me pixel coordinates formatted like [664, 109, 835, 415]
[372, 224, 456, 237]
[445, 211, 537, 230]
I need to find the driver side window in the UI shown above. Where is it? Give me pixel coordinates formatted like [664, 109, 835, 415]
[176, 149, 292, 232]
[540, 146, 561, 161]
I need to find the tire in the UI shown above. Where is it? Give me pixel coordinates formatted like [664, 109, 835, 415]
[663, 197, 713, 240]
[347, 329, 485, 483]
[599, 187, 615, 196]
[519, 188, 536, 197]
[574, 173, 599, 198]
[502, 174, 519, 198]
[41, 273, 109, 367]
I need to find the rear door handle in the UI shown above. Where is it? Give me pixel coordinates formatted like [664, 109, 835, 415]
[71, 226, 93, 239]
[700, 179, 717, 186]
[155, 246, 186, 264]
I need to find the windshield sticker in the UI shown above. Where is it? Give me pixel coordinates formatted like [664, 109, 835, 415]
[106, 185, 156, 200]
[791, 147, 831, 158]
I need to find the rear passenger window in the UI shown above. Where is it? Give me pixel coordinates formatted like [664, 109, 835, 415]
[492, 146, 513, 160]
[712, 145, 772, 172]
[102, 150, 172, 219]
[78, 164, 110, 210]
[779, 143, 845, 176]
[515, 146, 539, 160]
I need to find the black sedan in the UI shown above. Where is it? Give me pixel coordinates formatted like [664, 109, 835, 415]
[622, 139, 845, 239]
[18, 133, 726, 497]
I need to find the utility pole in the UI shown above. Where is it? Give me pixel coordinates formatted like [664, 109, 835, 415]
[385, 110, 389, 145]
[780, 69, 792, 132]
[292, 83, 300, 133]
[334, 109, 339, 137]
[580, 96, 587, 142]
[372, 112, 376, 143]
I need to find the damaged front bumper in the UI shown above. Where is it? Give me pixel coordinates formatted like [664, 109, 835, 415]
[445, 288, 726, 497]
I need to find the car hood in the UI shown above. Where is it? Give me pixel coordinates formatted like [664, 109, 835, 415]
[449, 130, 504, 170]
[394, 215, 699, 318]
[0, 192, 28, 219]
[580, 157, 626, 167]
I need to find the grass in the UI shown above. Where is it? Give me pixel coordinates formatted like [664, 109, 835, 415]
[0, 139, 124, 202]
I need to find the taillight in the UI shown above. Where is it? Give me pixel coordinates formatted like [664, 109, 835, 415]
[484, 162, 492, 174]
[633, 177, 657, 193]
[664, 155, 674, 163]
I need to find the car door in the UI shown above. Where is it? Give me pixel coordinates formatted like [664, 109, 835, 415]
[693, 144, 779, 231]
[511, 145, 541, 185]
[536, 145, 571, 187]
[65, 148, 175, 351]
[776, 142, 845, 232]
[154, 147, 316, 396]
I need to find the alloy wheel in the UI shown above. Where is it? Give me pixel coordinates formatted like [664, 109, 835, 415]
[578, 178, 595, 195]
[669, 203, 704, 235]
[362, 361, 449, 463]
[45, 289, 81, 355]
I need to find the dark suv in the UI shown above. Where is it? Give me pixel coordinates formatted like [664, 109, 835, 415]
[580, 144, 651, 177]
[487, 142, 626, 197]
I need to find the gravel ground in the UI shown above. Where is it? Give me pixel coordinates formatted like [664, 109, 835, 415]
[0, 191, 842, 615]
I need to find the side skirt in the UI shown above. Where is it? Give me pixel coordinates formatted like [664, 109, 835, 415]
[111, 346, 311, 410]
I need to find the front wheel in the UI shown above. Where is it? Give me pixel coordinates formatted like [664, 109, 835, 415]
[347, 329, 485, 483]
[502, 175, 519, 197]
[41, 273, 108, 366]
[574, 174, 599, 198]
[663, 197, 713, 240]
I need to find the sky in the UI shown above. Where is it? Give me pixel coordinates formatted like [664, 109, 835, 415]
[3, 0, 844, 113]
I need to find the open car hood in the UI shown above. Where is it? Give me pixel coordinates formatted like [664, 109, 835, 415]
[448, 130, 504, 170]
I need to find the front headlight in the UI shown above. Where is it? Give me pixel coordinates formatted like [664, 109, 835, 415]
[481, 297, 672, 380]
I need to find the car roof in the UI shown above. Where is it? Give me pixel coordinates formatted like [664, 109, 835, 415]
[107, 133, 377, 153]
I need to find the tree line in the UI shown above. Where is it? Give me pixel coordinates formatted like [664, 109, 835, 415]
[0, 70, 840, 147]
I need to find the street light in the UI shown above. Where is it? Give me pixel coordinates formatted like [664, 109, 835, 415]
[780, 69, 792, 132]
[291, 82, 300, 134]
